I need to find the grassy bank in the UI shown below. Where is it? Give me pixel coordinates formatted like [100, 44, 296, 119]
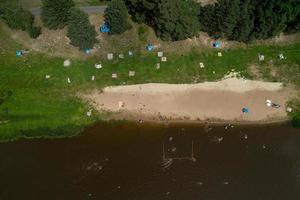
[0, 23, 300, 140]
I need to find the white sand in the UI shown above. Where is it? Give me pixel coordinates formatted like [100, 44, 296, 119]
[83, 78, 291, 123]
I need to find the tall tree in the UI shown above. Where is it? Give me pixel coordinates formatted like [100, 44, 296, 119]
[67, 8, 97, 50]
[285, 0, 300, 33]
[125, 0, 159, 23]
[198, 0, 300, 42]
[253, 0, 290, 39]
[231, 0, 255, 42]
[41, 0, 74, 29]
[105, 0, 131, 34]
[217, 0, 240, 38]
[153, 0, 200, 41]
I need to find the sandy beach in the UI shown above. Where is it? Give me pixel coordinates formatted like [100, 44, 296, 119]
[83, 78, 291, 123]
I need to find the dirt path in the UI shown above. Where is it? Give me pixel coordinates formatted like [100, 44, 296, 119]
[83, 78, 292, 123]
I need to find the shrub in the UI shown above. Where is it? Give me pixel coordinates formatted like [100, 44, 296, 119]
[138, 25, 148, 41]
[0, 2, 33, 31]
[292, 114, 300, 127]
[0, 2, 41, 39]
[27, 26, 42, 39]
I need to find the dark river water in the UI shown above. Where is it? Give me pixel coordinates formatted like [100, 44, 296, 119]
[0, 122, 300, 200]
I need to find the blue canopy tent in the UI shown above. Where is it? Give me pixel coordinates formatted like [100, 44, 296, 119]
[100, 23, 110, 33]
[213, 41, 221, 48]
[84, 48, 91, 54]
[242, 107, 249, 113]
[146, 43, 153, 52]
[16, 50, 23, 57]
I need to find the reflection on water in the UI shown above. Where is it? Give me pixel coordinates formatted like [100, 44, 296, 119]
[0, 122, 299, 200]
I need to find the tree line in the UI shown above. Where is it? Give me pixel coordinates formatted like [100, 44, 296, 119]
[123, 0, 300, 42]
[1, 0, 299, 49]
[199, 0, 300, 42]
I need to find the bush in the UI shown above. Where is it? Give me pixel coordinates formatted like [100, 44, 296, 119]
[0, 2, 33, 31]
[288, 101, 300, 128]
[104, 0, 131, 34]
[292, 114, 300, 127]
[27, 26, 42, 39]
[0, 2, 41, 38]
[41, 0, 75, 29]
[67, 8, 97, 50]
[138, 25, 148, 41]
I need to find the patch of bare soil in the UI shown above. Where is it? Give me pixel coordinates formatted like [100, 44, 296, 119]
[256, 33, 300, 46]
[197, 0, 217, 6]
[4, 14, 143, 58]
[248, 65, 263, 80]
[4, 16, 85, 58]
[145, 30, 244, 54]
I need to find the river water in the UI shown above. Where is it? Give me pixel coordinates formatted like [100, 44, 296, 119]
[0, 122, 299, 200]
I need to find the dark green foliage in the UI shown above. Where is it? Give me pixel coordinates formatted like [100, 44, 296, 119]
[104, 0, 131, 34]
[218, 0, 240, 38]
[0, 2, 41, 38]
[153, 0, 200, 40]
[41, 0, 75, 29]
[125, 0, 147, 23]
[231, 0, 254, 42]
[285, 3, 300, 33]
[126, 0, 199, 41]
[138, 24, 148, 41]
[292, 114, 300, 127]
[199, 0, 300, 42]
[290, 101, 300, 128]
[67, 8, 97, 50]
[198, 5, 219, 35]
[253, 0, 288, 40]
[0, 2, 33, 31]
[27, 26, 42, 39]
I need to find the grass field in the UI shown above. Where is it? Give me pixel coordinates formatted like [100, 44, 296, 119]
[0, 19, 300, 141]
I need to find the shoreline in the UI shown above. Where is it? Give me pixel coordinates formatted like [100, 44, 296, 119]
[102, 110, 291, 126]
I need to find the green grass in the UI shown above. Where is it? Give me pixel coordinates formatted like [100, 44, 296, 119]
[0, 23, 300, 140]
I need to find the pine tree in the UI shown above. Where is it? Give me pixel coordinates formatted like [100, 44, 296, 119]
[125, 0, 160, 23]
[153, 0, 200, 41]
[253, 0, 290, 39]
[231, 0, 255, 42]
[217, 0, 240, 38]
[199, 4, 220, 34]
[67, 8, 97, 50]
[105, 0, 131, 34]
[41, 0, 74, 29]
